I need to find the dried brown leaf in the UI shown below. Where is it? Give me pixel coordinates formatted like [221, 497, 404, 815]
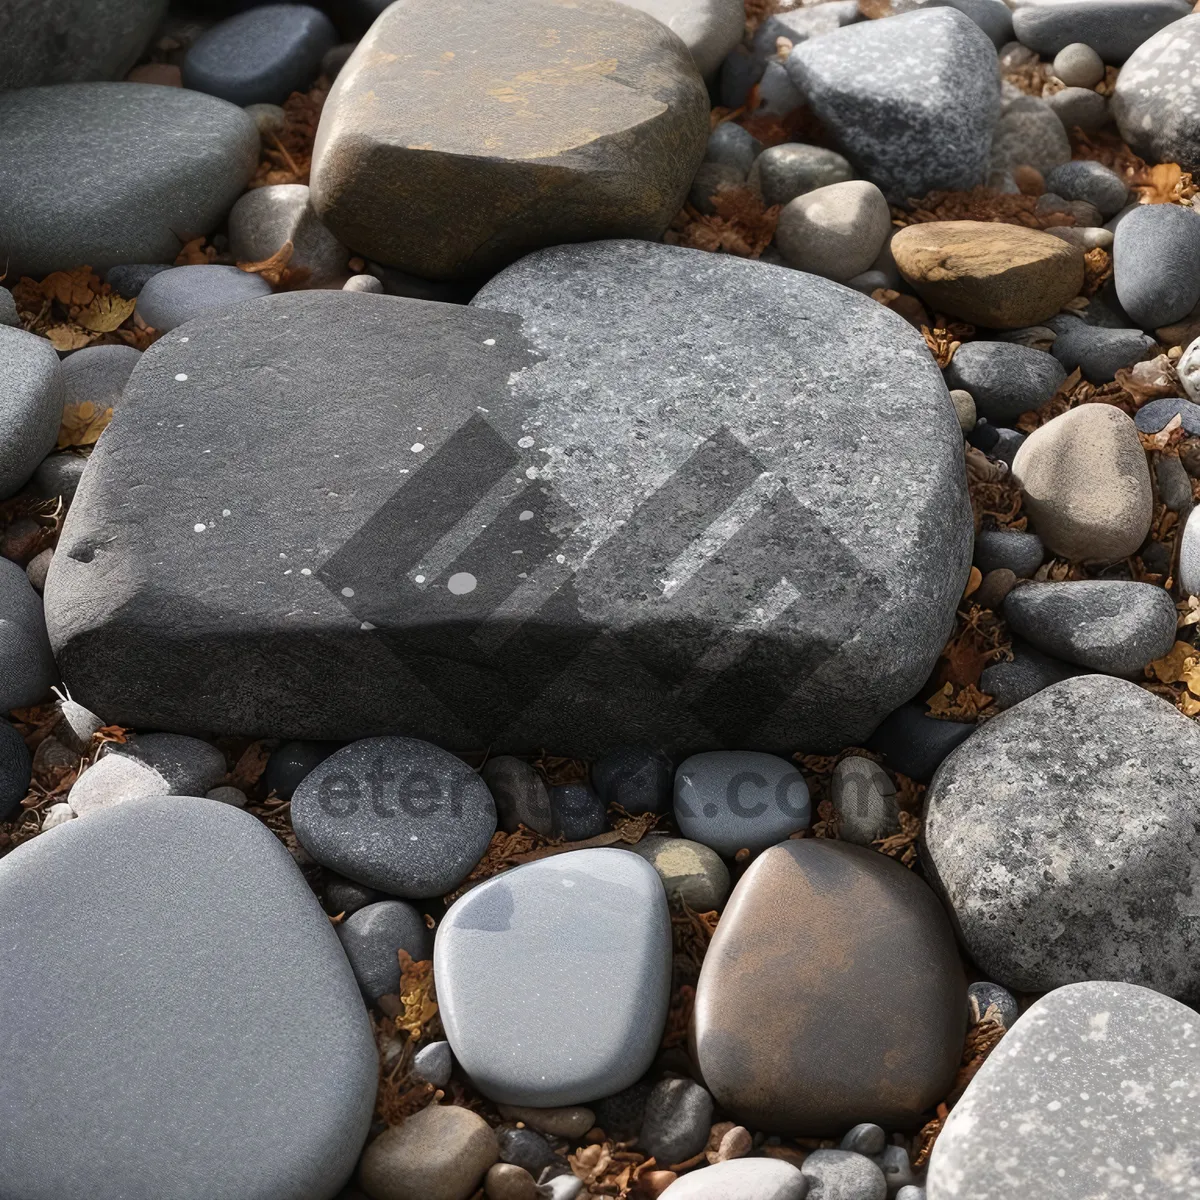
[75, 293, 135, 333]
[56, 401, 112, 448]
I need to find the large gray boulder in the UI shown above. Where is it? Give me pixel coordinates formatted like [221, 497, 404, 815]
[928, 982, 1200, 1199]
[1012, 0, 1191, 63]
[1115, 14, 1200, 178]
[785, 9, 1001, 203]
[45, 247, 972, 754]
[0, 84, 259, 279]
[923, 675, 1200, 1002]
[0, 0, 167, 88]
[0, 796, 378, 1199]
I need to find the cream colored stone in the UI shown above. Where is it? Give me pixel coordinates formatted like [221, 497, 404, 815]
[1010, 404, 1152, 562]
[774, 180, 892, 283]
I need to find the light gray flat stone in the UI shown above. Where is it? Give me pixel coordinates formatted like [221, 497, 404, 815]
[659, 1158, 809, 1199]
[618, 0, 745, 77]
[435, 848, 672, 1106]
[136, 265, 274, 333]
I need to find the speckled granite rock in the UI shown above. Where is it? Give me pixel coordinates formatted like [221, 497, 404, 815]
[1012, 0, 1190, 63]
[435, 849, 672, 1106]
[923, 675, 1200, 1000]
[0, 796, 377, 1199]
[928, 982, 1200, 1199]
[1115, 14, 1200, 173]
[0, 84, 259, 279]
[0, 0, 167, 88]
[310, 0, 709, 280]
[785, 9, 1001, 203]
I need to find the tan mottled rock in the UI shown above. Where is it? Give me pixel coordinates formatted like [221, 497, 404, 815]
[310, 0, 710, 281]
[496, 1103, 596, 1139]
[891, 220, 1085, 327]
[1011, 404, 1152, 562]
[359, 1104, 498, 1200]
[484, 1162, 538, 1200]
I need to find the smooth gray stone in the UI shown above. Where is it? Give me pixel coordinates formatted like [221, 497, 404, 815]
[104, 263, 173, 296]
[704, 123, 763, 177]
[227, 183, 348, 285]
[0, 0, 167, 88]
[660, 1159, 810, 1199]
[481, 755, 553, 835]
[0, 287, 18, 326]
[967, 980, 1020, 1028]
[717, 44, 765, 109]
[1114, 202, 1200, 330]
[875, 1146, 914, 1195]
[927, 982, 1200, 1198]
[757, 58, 803, 116]
[497, 1125, 557, 1177]
[750, 143, 854, 207]
[0, 326, 64, 500]
[923, 675, 1200, 998]
[1003, 580, 1176, 674]
[979, 640, 1088, 709]
[618, 0, 745, 78]
[0, 796, 377, 1199]
[61, 345, 141, 412]
[336, 899, 430, 1003]
[47, 248, 970, 754]
[1045, 85, 1109, 133]
[1136, 396, 1200, 436]
[840, 1124, 886, 1157]
[829, 755, 900, 846]
[1157, 452, 1194, 513]
[591, 745, 673, 815]
[435, 848, 673, 1105]
[944, 341, 1065, 423]
[182, 3, 337, 105]
[207, 784, 246, 806]
[1047, 317, 1156, 382]
[0, 719, 32, 823]
[550, 783, 609, 840]
[973, 529, 1044, 577]
[866, 705, 975, 782]
[640, 1078, 713, 1169]
[264, 740, 340, 799]
[674, 751, 810, 856]
[291, 737, 497, 898]
[1114, 13, 1200, 174]
[624, 834, 731, 911]
[323, 874, 385, 919]
[136, 265, 274, 332]
[1177, 508, 1200, 595]
[1011, 0, 1190, 62]
[0, 557, 56, 711]
[1043, 160, 1128, 217]
[801, 1150, 886, 1200]
[989, 95, 1071, 175]
[786, 9, 1001, 203]
[343, 274, 383, 294]
[412, 1040, 452, 1088]
[0, 84, 259, 279]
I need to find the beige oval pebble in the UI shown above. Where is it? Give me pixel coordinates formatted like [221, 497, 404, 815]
[774, 180, 892, 283]
[1011, 404, 1152, 562]
[484, 1161, 539, 1200]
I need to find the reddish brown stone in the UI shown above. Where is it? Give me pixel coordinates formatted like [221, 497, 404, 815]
[691, 840, 965, 1135]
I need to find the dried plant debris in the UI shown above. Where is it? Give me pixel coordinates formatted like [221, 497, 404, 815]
[667, 188, 780, 258]
[965, 445, 1027, 532]
[894, 188, 1077, 230]
[249, 82, 328, 189]
[10, 265, 159, 354]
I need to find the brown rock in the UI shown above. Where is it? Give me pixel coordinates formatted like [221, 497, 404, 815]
[1, 516, 44, 566]
[359, 1103, 499, 1200]
[973, 566, 1017, 611]
[1010, 404, 1152, 562]
[484, 1162, 538, 1200]
[125, 63, 182, 86]
[891, 220, 1085, 328]
[691, 840, 965, 1135]
[496, 1103, 595, 1140]
[310, 0, 709, 281]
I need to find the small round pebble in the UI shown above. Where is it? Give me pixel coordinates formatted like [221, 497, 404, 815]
[336, 899, 430, 1002]
[625, 834, 731, 911]
[1045, 86, 1108, 134]
[244, 102, 287, 136]
[640, 1078, 714, 1168]
[497, 1126, 558, 1179]
[591, 744, 673, 814]
[263, 739, 339, 798]
[205, 785, 247, 807]
[413, 1040, 453, 1088]
[775, 181, 891, 283]
[324, 873, 384, 918]
[1052, 42, 1105, 88]
[895, 1188, 926, 1200]
[829, 757, 899, 846]
[973, 567, 1018, 612]
[950, 389, 976, 432]
[751, 142, 853, 207]
[55, 698, 103, 755]
[658, 1158, 809, 1199]
[344, 273, 384, 293]
[496, 1104, 595, 1140]
[873, 1145, 913, 1194]
[24, 548, 53, 593]
[1044, 160, 1128, 218]
[549, 782, 608, 840]
[800, 1149, 886, 1200]
[839, 1124, 886, 1157]
[704, 122, 763, 177]
[321, 42, 357, 80]
[481, 755, 553, 835]
[485, 1162, 538, 1200]
[974, 529, 1045, 578]
[968, 980, 1020, 1029]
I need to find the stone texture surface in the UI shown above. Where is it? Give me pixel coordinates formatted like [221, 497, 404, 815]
[1047, 318, 1156, 383]
[785, 10, 1001, 203]
[1115, 13, 1200, 173]
[1002, 580, 1177, 674]
[974, 530, 1044, 578]
[924, 675, 1200, 1000]
[336, 900, 431, 1003]
[291, 737, 496, 897]
[617, 0, 745, 76]
[0, 84, 259, 279]
[309, 0, 709, 280]
[658, 1159, 809, 1199]
[980, 640, 1086, 708]
[693, 840, 966, 1134]
[0, 326, 64, 499]
[801, 1150, 886, 1200]
[989, 95, 1071, 176]
[866, 705, 975, 782]
[927, 982, 1200, 1199]
[47, 248, 971, 755]
[435, 849, 672, 1105]
[1113, 201, 1200, 330]
[137, 265, 274, 333]
[61, 345, 141, 412]
[0, 557, 57, 711]
[0, 796, 377, 1199]
[591, 745, 673, 814]
[228, 184, 348, 285]
[944, 341, 1065, 423]
[1011, 403, 1152, 561]
[892, 221, 1085, 328]
[1012, 0, 1190, 62]
[829, 754, 900, 846]
[481, 755, 553, 835]
[625, 834, 731, 910]
[1044, 159, 1128, 217]
[775, 181, 892, 282]
[183, 4, 337, 106]
[0, 0, 167, 88]
[0, 719, 32, 823]
[750, 143, 853, 207]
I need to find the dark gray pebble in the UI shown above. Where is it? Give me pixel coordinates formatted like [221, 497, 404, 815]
[979, 639, 1087, 709]
[336, 899, 430, 1003]
[1047, 317, 1156, 383]
[839, 1123, 886, 1157]
[1136, 396, 1200, 436]
[704, 122, 763, 177]
[944, 340, 1066, 423]
[264, 739, 340, 799]
[591, 745, 673, 815]
[866, 705, 975, 782]
[498, 1126, 558, 1178]
[104, 263, 172, 297]
[639, 1077, 713, 1168]
[1, 719, 32, 823]
[550, 783, 609, 840]
[1114, 202, 1200, 329]
[1043, 160, 1128, 217]
[974, 529, 1045, 578]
